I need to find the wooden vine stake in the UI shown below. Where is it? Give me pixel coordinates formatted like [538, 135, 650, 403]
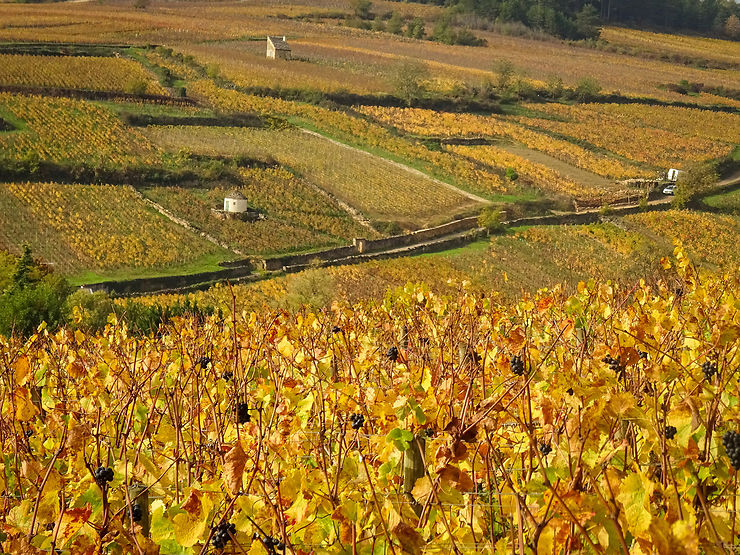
[403, 435, 426, 517]
[128, 484, 150, 538]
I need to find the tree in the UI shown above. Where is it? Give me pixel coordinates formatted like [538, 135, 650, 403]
[574, 76, 601, 101]
[574, 4, 601, 39]
[387, 11, 404, 34]
[725, 14, 740, 39]
[351, 0, 373, 20]
[493, 59, 515, 91]
[672, 163, 718, 209]
[0, 247, 71, 338]
[390, 60, 429, 106]
[11, 244, 34, 290]
[406, 17, 426, 39]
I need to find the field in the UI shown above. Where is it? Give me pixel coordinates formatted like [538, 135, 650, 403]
[141, 124, 484, 229]
[0, 54, 166, 95]
[141, 167, 371, 256]
[515, 103, 738, 168]
[0, 182, 221, 275]
[0, 93, 160, 166]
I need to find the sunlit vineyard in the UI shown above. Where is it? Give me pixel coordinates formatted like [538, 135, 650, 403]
[0, 54, 166, 94]
[513, 104, 735, 169]
[190, 81, 509, 196]
[181, 43, 385, 94]
[357, 105, 653, 180]
[625, 210, 740, 268]
[0, 93, 160, 166]
[1, 182, 219, 272]
[525, 102, 740, 146]
[2, 247, 740, 553]
[447, 144, 623, 201]
[142, 167, 371, 256]
[142, 124, 483, 228]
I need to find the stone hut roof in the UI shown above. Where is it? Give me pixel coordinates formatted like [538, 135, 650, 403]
[268, 36, 291, 51]
[225, 190, 247, 200]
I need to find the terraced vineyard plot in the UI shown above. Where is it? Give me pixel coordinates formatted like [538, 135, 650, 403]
[143, 167, 371, 256]
[142, 125, 483, 228]
[189, 81, 509, 197]
[0, 54, 166, 94]
[0, 182, 219, 274]
[447, 144, 626, 202]
[357, 105, 652, 180]
[624, 210, 740, 267]
[514, 103, 735, 168]
[0, 93, 160, 166]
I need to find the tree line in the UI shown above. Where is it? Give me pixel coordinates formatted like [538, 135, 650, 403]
[386, 0, 740, 40]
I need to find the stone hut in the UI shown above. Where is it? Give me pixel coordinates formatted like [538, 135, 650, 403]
[266, 36, 291, 60]
[224, 190, 248, 214]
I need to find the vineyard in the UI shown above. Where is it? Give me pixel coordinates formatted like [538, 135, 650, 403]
[189, 81, 510, 197]
[141, 124, 483, 229]
[0, 93, 160, 166]
[513, 104, 736, 169]
[0, 182, 220, 274]
[2, 247, 740, 554]
[0, 54, 166, 95]
[141, 167, 370, 256]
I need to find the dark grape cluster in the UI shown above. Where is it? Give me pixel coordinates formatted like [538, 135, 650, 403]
[702, 361, 718, 381]
[254, 533, 285, 553]
[332, 326, 341, 334]
[211, 522, 236, 550]
[637, 347, 648, 360]
[723, 431, 740, 471]
[349, 413, 365, 430]
[236, 403, 250, 424]
[665, 426, 677, 440]
[510, 355, 525, 376]
[566, 388, 574, 396]
[196, 356, 211, 368]
[221, 371, 233, 381]
[131, 503, 143, 523]
[602, 355, 623, 374]
[94, 466, 114, 487]
[539, 443, 552, 456]
[386, 346, 399, 362]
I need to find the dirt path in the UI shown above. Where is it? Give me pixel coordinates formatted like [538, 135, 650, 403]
[299, 129, 491, 205]
[717, 169, 740, 187]
[498, 142, 617, 189]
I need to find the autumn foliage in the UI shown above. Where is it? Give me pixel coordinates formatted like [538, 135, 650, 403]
[0, 246, 739, 553]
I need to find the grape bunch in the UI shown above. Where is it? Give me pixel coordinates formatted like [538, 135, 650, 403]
[602, 355, 623, 374]
[664, 426, 677, 440]
[254, 533, 285, 553]
[386, 346, 399, 362]
[94, 466, 114, 487]
[211, 522, 236, 550]
[236, 403, 250, 424]
[196, 356, 211, 368]
[510, 355, 525, 376]
[701, 361, 718, 381]
[636, 347, 648, 360]
[539, 443, 552, 456]
[221, 371, 233, 381]
[349, 413, 365, 430]
[131, 503, 143, 523]
[332, 326, 341, 334]
[723, 431, 740, 471]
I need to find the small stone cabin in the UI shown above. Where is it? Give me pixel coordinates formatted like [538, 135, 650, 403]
[224, 190, 248, 213]
[267, 36, 291, 60]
